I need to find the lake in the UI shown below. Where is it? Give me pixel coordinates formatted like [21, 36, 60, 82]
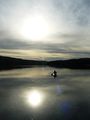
[0, 67, 90, 120]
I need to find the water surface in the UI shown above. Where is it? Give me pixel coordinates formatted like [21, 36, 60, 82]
[0, 67, 90, 120]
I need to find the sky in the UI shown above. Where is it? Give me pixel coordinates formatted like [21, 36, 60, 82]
[0, 0, 90, 60]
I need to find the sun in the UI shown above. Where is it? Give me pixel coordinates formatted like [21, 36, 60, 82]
[20, 15, 50, 41]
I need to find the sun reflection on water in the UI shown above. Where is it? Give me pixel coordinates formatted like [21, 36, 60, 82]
[25, 90, 44, 107]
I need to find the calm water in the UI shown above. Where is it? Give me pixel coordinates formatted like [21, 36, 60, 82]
[0, 67, 90, 120]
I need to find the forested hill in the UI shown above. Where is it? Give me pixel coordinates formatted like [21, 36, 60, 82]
[48, 58, 90, 69]
[0, 56, 47, 70]
[0, 56, 90, 70]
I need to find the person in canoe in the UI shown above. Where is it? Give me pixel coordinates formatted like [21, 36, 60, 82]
[51, 70, 57, 78]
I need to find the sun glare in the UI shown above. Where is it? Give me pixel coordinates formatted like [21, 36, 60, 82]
[20, 15, 50, 41]
[26, 90, 43, 107]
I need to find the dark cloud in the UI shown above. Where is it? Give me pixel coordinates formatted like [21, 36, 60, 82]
[0, 39, 29, 49]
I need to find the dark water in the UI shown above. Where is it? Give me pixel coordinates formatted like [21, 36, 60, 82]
[0, 67, 90, 120]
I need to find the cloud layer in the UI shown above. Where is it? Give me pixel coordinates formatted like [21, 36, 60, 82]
[0, 0, 90, 60]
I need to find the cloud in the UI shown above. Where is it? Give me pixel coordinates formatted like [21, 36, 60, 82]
[49, 0, 90, 33]
[0, 0, 90, 60]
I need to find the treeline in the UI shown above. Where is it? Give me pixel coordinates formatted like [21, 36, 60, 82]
[0, 56, 90, 70]
[47, 58, 90, 69]
[0, 56, 47, 70]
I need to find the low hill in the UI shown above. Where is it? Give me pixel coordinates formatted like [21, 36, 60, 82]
[0, 56, 90, 70]
[0, 56, 47, 70]
[48, 58, 90, 69]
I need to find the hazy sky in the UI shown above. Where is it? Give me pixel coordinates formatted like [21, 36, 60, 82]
[0, 0, 90, 60]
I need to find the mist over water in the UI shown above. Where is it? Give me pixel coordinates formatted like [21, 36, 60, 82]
[0, 67, 90, 120]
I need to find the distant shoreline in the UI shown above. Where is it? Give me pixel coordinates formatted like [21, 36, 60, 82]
[0, 56, 90, 70]
[48, 58, 90, 69]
